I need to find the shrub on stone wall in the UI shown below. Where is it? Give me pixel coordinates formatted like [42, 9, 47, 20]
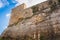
[58, 0, 60, 4]
[51, 2, 56, 10]
[32, 6, 38, 13]
[0, 38, 3, 40]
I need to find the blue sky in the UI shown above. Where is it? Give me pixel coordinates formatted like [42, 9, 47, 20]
[0, 0, 46, 35]
[0, 0, 17, 35]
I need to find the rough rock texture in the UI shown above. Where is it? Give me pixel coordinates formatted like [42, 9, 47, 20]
[9, 3, 27, 25]
[1, 0, 60, 40]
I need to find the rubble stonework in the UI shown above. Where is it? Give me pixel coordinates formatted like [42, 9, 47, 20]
[9, 3, 26, 25]
[1, 0, 60, 40]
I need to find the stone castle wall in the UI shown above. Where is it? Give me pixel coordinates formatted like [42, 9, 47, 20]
[1, 0, 60, 40]
[9, 1, 49, 26]
[9, 3, 26, 25]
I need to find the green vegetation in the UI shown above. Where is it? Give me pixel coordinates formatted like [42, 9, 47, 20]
[32, 6, 38, 13]
[50, 2, 56, 10]
[40, 36, 44, 40]
[0, 38, 3, 40]
[40, 33, 45, 40]
[58, 0, 60, 4]
[48, 0, 58, 12]
[48, 0, 52, 5]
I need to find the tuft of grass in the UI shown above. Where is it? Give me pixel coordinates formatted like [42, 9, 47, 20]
[0, 38, 3, 40]
[58, 0, 60, 5]
[40, 35, 44, 40]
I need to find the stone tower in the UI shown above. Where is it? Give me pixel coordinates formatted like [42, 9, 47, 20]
[9, 3, 26, 25]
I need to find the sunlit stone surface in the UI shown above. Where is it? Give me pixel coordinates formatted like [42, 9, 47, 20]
[1, 0, 60, 40]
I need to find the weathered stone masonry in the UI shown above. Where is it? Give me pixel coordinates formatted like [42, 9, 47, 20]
[1, 0, 60, 40]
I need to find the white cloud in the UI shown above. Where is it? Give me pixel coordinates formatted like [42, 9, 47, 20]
[3, 26, 7, 30]
[6, 13, 11, 18]
[0, 0, 3, 8]
[12, 0, 17, 3]
[0, 0, 9, 8]
[15, 0, 28, 7]
[0, 3, 3, 8]
[15, 0, 47, 7]
[2, 0, 9, 6]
